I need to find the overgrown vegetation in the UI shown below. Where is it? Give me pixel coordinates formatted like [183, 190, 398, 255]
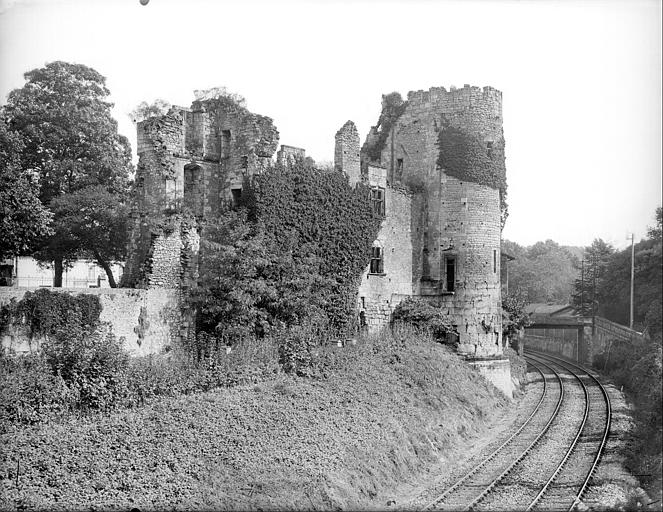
[363, 92, 408, 162]
[502, 291, 531, 352]
[192, 161, 381, 342]
[437, 118, 508, 226]
[593, 336, 662, 493]
[391, 297, 457, 344]
[1, 328, 509, 510]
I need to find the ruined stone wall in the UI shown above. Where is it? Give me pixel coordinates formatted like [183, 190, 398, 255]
[335, 121, 361, 186]
[277, 145, 305, 166]
[357, 185, 414, 333]
[123, 98, 279, 289]
[0, 288, 182, 357]
[361, 85, 504, 357]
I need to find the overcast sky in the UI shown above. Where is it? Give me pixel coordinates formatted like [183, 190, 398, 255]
[1, 0, 660, 249]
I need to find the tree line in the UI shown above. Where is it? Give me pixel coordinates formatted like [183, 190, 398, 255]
[503, 207, 662, 339]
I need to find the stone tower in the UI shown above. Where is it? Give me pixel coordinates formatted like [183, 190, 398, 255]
[335, 121, 361, 186]
[361, 85, 506, 359]
[122, 97, 279, 289]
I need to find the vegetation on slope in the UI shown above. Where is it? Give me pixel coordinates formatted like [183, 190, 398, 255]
[0, 329, 508, 510]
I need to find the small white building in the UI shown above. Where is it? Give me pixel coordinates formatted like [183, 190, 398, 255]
[0, 257, 124, 288]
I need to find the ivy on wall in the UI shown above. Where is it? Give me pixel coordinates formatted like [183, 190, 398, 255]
[0, 289, 102, 340]
[436, 118, 509, 226]
[244, 161, 383, 335]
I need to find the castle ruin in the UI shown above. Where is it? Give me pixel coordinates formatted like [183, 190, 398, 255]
[122, 84, 513, 396]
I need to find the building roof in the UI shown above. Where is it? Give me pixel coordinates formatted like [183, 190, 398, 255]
[525, 303, 577, 317]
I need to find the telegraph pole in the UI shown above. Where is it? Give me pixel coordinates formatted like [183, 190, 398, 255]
[580, 257, 585, 316]
[629, 233, 635, 329]
[592, 253, 597, 317]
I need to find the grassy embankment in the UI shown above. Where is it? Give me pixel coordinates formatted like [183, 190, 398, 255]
[1, 331, 510, 510]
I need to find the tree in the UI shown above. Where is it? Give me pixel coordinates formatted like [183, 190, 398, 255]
[502, 239, 577, 304]
[2, 61, 132, 286]
[502, 291, 531, 353]
[571, 238, 614, 316]
[0, 117, 52, 260]
[42, 186, 128, 288]
[129, 99, 172, 124]
[192, 209, 332, 343]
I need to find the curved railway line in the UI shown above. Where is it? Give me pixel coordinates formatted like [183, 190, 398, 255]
[420, 350, 612, 512]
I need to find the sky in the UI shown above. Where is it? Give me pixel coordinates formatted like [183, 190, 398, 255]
[0, 0, 660, 250]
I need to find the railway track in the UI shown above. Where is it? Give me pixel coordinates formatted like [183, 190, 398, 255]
[419, 351, 612, 511]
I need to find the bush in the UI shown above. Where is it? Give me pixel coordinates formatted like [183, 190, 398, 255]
[0, 351, 73, 431]
[391, 297, 456, 343]
[595, 336, 662, 490]
[41, 325, 129, 411]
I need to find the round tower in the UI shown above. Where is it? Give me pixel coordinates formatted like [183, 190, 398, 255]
[361, 85, 507, 359]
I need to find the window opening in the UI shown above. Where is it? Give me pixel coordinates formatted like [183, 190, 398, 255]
[221, 130, 231, 159]
[241, 155, 249, 169]
[371, 187, 385, 216]
[486, 140, 494, 158]
[370, 246, 384, 274]
[493, 249, 497, 273]
[445, 255, 456, 292]
[231, 188, 242, 207]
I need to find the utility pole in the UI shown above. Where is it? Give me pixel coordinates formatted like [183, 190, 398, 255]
[629, 232, 635, 330]
[592, 253, 597, 318]
[580, 257, 585, 316]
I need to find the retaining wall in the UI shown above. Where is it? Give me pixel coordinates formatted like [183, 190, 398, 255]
[0, 287, 182, 357]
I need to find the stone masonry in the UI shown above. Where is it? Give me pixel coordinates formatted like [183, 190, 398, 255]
[119, 86, 511, 394]
[122, 97, 280, 289]
[352, 85, 505, 359]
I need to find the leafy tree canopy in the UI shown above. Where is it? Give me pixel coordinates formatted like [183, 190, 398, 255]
[0, 117, 52, 259]
[36, 186, 129, 287]
[502, 239, 578, 304]
[2, 61, 132, 284]
[4, 61, 132, 204]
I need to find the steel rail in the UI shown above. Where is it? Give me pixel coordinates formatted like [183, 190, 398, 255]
[463, 355, 567, 511]
[523, 353, 590, 511]
[421, 357, 563, 511]
[526, 350, 612, 512]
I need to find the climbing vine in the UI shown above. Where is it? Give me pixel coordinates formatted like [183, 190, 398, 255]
[436, 118, 508, 225]
[243, 161, 383, 335]
[0, 289, 101, 340]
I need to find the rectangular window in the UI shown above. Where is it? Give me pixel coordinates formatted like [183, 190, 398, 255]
[221, 130, 231, 159]
[231, 188, 242, 207]
[369, 246, 384, 274]
[493, 249, 497, 273]
[371, 187, 385, 217]
[445, 255, 456, 292]
[241, 155, 249, 169]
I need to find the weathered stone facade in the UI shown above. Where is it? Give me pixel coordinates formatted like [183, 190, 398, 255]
[344, 85, 505, 359]
[118, 86, 511, 393]
[277, 145, 305, 166]
[122, 97, 280, 289]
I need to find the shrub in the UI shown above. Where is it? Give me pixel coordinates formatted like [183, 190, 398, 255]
[391, 297, 456, 343]
[276, 324, 322, 377]
[0, 351, 73, 430]
[41, 325, 129, 411]
[595, 336, 662, 490]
